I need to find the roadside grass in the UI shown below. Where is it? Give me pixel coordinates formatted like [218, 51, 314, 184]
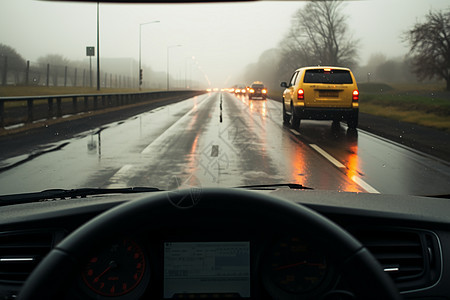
[360, 103, 450, 131]
[360, 82, 450, 131]
[360, 93, 450, 116]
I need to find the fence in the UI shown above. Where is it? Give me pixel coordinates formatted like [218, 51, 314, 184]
[0, 56, 144, 89]
[0, 90, 204, 129]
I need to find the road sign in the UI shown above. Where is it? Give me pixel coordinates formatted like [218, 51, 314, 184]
[86, 46, 95, 56]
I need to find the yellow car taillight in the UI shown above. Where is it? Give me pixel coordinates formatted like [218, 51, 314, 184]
[297, 88, 304, 100]
[352, 90, 359, 101]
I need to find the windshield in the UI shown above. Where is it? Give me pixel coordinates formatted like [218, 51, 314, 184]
[0, 0, 449, 197]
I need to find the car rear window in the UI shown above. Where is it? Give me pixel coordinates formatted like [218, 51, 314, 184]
[303, 69, 353, 84]
[252, 84, 264, 88]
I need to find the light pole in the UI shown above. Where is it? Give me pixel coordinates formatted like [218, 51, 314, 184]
[139, 20, 160, 90]
[96, 2, 100, 91]
[167, 44, 182, 90]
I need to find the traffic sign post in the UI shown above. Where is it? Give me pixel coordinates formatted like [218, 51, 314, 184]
[86, 46, 95, 88]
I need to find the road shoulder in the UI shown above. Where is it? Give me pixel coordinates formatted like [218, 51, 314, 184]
[358, 112, 450, 163]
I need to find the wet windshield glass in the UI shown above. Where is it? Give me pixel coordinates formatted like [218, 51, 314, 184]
[0, 0, 449, 197]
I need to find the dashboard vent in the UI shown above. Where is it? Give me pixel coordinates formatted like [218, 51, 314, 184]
[352, 228, 441, 292]
[0, 229, 65, 283]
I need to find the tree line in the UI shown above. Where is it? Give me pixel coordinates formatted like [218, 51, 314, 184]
[242, 0, 450, 92]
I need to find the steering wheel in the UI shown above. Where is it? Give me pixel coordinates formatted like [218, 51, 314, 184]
[18, 188, 400, 299]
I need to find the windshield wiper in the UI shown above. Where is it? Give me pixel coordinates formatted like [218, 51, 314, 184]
[0, 187, 164, 207]
[234, 183, 313, 190]
[424, 194, 450, 199]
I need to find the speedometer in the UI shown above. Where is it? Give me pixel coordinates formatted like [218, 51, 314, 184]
[80, 239, 150, 299]
[266, 236, 328, 294]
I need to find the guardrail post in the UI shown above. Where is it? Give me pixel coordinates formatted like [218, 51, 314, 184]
[84, 96, 89, 111]
[56, 97, 62, 117]
[101, 95, 106, 106]
[48, 97, 53, 118]
[27, 99, 33, 123]
[0, 100, 4, 127]
[94, 95, 98, 110]
[72, 96, 77, 112]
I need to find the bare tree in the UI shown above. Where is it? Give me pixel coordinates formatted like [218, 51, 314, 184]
[280, 0, 358, 69]
[404, 9, 450, 91]
[0, 44, 27, 85]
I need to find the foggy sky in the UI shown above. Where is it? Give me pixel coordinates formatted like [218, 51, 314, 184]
[1, 0, 449, 87]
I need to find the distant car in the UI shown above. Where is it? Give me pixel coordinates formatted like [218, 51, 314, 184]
[281, 66, 359, 129]
[233, 85, 247, 96]
[248, 81, 267, 100]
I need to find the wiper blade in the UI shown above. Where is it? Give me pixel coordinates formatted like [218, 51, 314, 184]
[424, 194, 450, 199]
[0, 187, 164, 207]
[234, 183, 313, 190]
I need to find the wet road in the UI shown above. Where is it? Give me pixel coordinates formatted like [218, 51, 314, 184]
[0, 92, 449, 196]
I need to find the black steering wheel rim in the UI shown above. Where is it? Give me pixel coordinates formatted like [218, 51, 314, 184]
[18, 188, 400, 299]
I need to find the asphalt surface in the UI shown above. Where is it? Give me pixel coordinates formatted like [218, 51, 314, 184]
[359, 112, 450, 163]
[0, 92, 449, 197]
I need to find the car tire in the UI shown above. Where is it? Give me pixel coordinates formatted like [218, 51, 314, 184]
[290, 103, 300, 129]
[332, 120, 341, 130]
[282, 100, 290, 125]
[347, 113, 358, 129]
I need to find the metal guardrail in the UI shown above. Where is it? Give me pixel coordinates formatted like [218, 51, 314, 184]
[0, 90, 204, 128]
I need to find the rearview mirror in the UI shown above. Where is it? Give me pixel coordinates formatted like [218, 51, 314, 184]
[280, 82, 288, 88]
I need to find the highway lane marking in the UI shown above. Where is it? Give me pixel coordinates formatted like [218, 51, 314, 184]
[309, 144, 380, 193]
[141, 94, 210, 154]
[290, 129, 301, 136]
[106, 164, 134, 188]
[351, 176, 380, 194]
[309, 144, 346, 168]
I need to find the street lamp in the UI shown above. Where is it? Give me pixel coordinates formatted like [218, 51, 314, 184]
[139, 20, 160, 90]
[167, 44, 182, 90]
[96, 2, 100, 91]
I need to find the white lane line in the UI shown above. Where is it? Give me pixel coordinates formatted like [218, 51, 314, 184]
[351, 176, 380, 194]
[290, 129, 300, 136]
[106, 164, 134, 188]
[141, 96, 209, 154]
[309, 144, 380, 193]
[309, 144, 346, 168]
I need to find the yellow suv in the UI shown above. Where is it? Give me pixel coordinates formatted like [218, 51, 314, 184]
[281, 66, 359, 129]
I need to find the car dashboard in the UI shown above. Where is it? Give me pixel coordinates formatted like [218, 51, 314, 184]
[0, 188, 449, 300]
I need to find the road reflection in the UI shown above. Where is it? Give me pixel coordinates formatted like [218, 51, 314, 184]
[236, 94, 269, 119]
[341, 140, 362, 192]
[280, 119, 365, 192]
